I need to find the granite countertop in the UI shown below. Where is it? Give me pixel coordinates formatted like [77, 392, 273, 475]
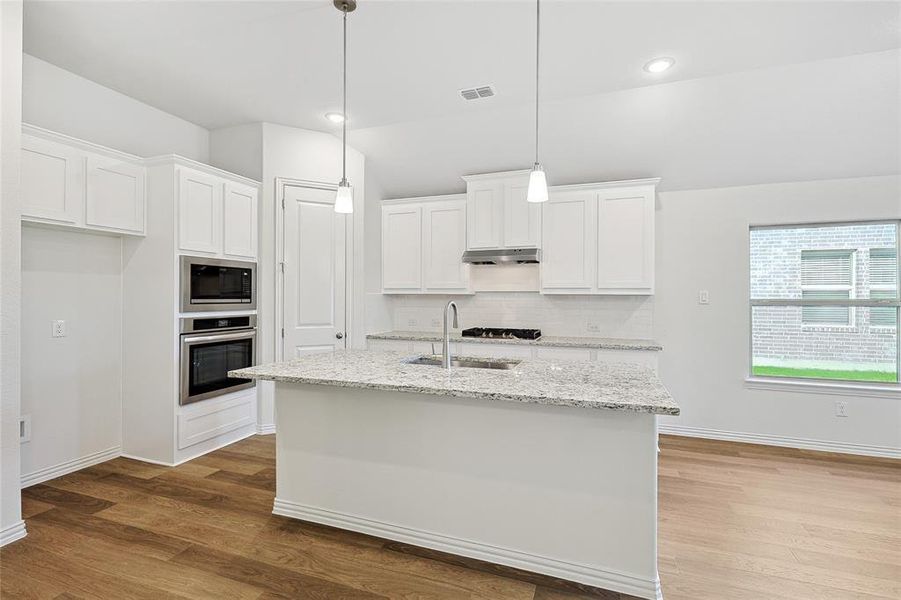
[230, 350, 679, 416]
[367, 330, 663, 351]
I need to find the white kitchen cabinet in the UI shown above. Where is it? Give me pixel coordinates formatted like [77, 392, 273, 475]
[382, 204, 423, 292]
[596, 187, 655, 294]
[534, 346, 593, 362]
[541, 190, 595, 292]
[463, 170, 539, 250]
[21, 134, 85, 225]
[541, 180, 658, 295]
[178, 169, 223, 255]
[596, 349, 658, 370]
[422, 199, 469, 292]
[85, 154, 145, 234]
[21, 127, 146, 236]
[223, 182, 258, 260]
[382, 195, 471, 294]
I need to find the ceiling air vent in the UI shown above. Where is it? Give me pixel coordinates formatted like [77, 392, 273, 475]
[460, 85, 495, 101]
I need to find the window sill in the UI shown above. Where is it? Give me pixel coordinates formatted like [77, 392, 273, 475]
[745, 377, 901, 399]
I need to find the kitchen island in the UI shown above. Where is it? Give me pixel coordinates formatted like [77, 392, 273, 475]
[231, 350, 679, 600]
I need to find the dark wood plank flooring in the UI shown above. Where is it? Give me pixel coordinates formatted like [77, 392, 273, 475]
[1, 434, 897, 600]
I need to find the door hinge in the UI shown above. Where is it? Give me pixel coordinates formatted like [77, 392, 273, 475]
[280, 261, 286, 273]
[281, 328, 285, 338]
[281, 197, 286, 210]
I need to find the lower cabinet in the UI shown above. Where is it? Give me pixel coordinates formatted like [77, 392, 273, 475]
[459, 343, 534, 359]
[177, 391, 256, 450]
[534, 346, 592, 362]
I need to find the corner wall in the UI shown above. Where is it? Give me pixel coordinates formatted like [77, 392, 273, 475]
[0, 0, 25, 546]
[655, 175, 901, 456]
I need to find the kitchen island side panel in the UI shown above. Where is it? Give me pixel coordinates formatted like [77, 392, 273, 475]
[273, 382, 661, 599]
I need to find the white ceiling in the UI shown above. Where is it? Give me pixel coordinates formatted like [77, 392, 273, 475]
[24, 1, 901, 132]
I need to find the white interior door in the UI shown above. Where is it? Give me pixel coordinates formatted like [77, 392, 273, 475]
[282, 183, 346, 357]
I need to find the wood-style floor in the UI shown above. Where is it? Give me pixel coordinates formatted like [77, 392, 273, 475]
[1, 434, 898, 600]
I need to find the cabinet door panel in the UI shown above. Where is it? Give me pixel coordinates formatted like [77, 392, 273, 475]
[540, 192, 594, 291]
[223, 183, 258, 259]
[85, 155, 145, 234]
[179, 170, 223, 254]
[458, 343, 534, 359]
[466, 183, 502, 249]
[597, 189, 654, 294]
[423, 200, 469, 291]
[21, 135, 84, 224]
[382, 205, 422, 291]
[504, 181, 540, 248]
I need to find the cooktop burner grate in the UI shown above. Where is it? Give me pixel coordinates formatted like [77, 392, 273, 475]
[460, 327, 541, 340]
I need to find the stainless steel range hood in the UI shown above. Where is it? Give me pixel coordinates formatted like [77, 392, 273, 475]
[461, 248, 541, 265]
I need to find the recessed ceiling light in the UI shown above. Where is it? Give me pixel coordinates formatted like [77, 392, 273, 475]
[325, 112, 345, 124]
[643, 57, 675, 74]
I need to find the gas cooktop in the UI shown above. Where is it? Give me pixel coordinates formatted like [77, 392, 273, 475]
[460, 327, 542, 340]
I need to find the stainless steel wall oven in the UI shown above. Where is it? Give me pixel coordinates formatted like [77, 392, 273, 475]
[180, 315, 256, 405]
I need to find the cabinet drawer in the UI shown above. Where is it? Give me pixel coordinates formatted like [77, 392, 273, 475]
[458, 343, 534, 359]
[177, 393, 255, 450]
[534, 347, 592, 362]
[367, 339, 413, 352]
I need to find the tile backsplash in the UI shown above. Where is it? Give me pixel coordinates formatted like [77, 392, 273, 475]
[387, 293, 655, 339]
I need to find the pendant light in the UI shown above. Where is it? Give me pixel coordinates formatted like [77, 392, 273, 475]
[333, 0, 356, 214]
[526, 0, 548, 203]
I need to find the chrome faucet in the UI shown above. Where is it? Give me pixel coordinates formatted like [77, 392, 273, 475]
[442, 300, 459, 369]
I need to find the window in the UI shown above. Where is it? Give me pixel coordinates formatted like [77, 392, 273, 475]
[870, 248, 898, 328]
[800, 249, 854, 327]
[750, 222, 900, 385]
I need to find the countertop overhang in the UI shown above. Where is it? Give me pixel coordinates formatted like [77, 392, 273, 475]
[230, 350, 679, 416]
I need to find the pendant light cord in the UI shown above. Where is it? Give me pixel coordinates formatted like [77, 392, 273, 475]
[534, 0, 540, 166]
[342, 5, 348, 184]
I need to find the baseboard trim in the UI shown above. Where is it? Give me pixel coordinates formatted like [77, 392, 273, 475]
[657, 424, 901, 460]
[273, 498, 660, 600]
[21, 446, 122, 488]
[256, 423, 276, 435]
[0, 520, 27, 547]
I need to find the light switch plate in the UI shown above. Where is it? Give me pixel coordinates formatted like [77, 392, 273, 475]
[19, 415, 31, 443]
[698, 290, 710, 305]
[586, 322, 601, 334]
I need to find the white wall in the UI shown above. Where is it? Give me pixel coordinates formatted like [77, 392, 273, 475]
[22, 54, 209, 161]
[656, 175, 901, 455]
[247, 122, 366, 430]
[209, 123, 263, 181]
[21, 227, 123, 482]
[0, 0, 26, 546]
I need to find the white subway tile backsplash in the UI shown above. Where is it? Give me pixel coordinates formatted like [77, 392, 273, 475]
[386, 293, 655, 339]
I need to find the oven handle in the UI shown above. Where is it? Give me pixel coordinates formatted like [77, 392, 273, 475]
[182, 330, 256, 344]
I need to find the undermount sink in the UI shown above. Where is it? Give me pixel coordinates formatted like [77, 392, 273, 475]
[405, 355, 522, 370]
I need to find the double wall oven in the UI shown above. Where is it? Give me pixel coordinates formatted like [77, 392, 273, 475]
[179, 257, 258, 406]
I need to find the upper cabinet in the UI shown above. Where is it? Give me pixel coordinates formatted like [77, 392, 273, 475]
[463, 171, 540, 250]
[382, 195, 470, 294]
[177, 166, 258, 260]
[541, 180, 658, 295]
[21, 126, 145, 235]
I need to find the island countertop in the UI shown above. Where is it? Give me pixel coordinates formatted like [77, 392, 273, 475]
[230, 350, 679, 416]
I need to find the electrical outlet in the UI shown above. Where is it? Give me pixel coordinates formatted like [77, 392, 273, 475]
[19, 415, 31, 443]
[586, 322, 601, 334]
[52, 320, 66, 338]
[835, 401, 848, 418]
[431, 318, 441, 328]
[407, 318, 418, 328]
[698, 290, 710, 305]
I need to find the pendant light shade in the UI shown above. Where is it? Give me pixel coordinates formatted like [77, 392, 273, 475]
[528, 0, 548, 203]
[334, 0, 356, 213]
[334, 180, 354, 213]
[527, 164, 548, 203]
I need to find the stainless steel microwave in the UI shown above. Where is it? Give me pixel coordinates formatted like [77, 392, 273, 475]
[180, 256, 256, 313]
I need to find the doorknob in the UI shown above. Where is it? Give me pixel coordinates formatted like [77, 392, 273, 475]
[336, 332, 344, 339]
